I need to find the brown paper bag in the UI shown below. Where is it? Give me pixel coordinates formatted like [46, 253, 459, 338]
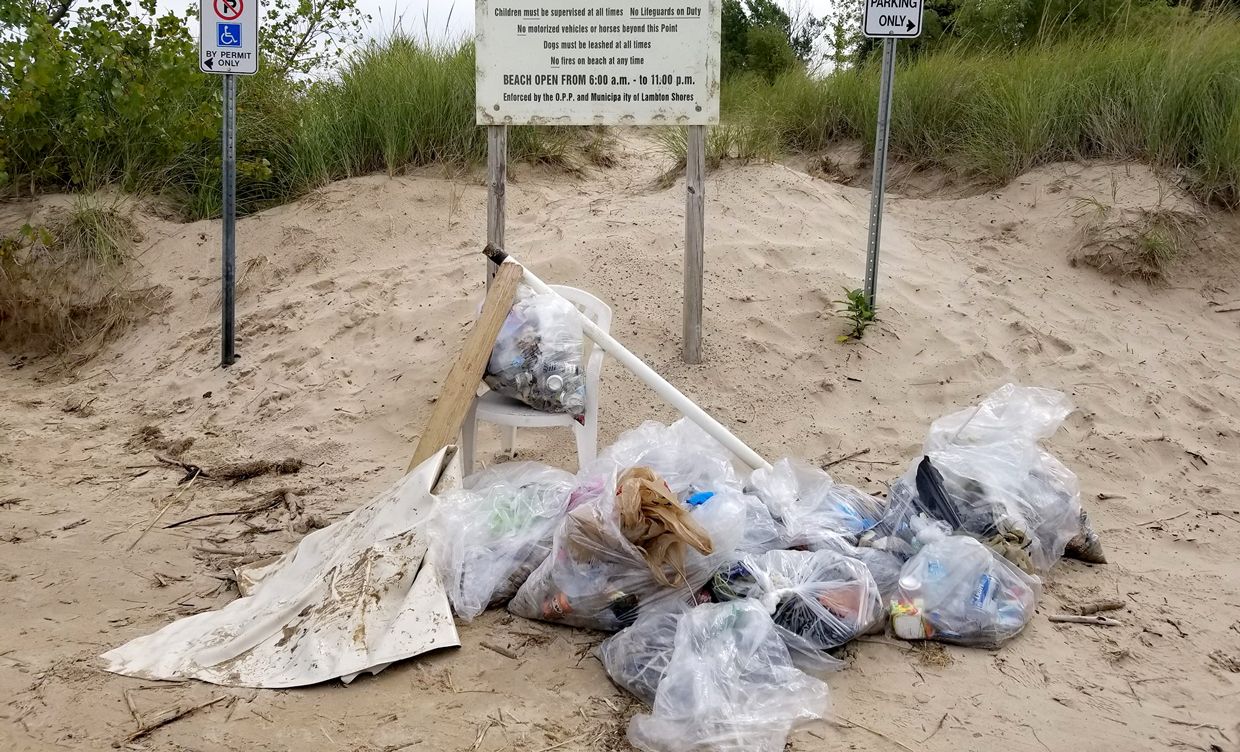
[616, 467, 714, 587]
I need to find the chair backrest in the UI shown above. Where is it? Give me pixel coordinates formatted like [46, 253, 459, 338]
[548, 285, 612, 334]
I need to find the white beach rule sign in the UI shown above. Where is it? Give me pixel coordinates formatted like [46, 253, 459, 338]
[200, 0, 259, 75]
[475, 0, 721, 126]
[863, 0, 924, 38]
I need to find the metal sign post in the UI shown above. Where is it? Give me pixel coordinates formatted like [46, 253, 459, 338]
[863, 38, 896, 307]
[221, 75, 237, 366]
[200, 0, 259, 366]
[486, 125, 507, 288]
[861, 0, 923, 307]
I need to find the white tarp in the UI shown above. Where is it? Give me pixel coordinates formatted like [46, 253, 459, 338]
[101, 449, 461, 688]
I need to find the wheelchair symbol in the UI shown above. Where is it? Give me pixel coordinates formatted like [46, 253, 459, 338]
[217, 23, 241, 48]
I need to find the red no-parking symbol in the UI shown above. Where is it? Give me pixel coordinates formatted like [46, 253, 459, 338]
[213, 0, 243, 21]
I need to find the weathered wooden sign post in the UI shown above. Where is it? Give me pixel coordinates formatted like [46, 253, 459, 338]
[475, 0, 721, 363]
[199, 0, 259, 367]
[861, 0, 922, 308]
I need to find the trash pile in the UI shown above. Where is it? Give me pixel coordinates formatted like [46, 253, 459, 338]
[427, 462, 576, 621]
[484, 286, 587, 420]
[432, 384, 1104, 751]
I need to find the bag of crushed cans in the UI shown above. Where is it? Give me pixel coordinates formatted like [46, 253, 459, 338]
[485, 286, 586, 420]
[508, 467, 719, 631]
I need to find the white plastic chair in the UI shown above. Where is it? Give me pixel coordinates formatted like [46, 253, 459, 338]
[461, 286, 611, 473]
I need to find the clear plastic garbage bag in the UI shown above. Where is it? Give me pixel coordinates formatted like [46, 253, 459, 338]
[509, 469, 721, 631]
[924, 383, 1074, 451]
[689, 489, 786, 557]
[749, 459, 885, 547]
[597, 605, 687, 705]
[876, 385, 1088, 573]
[808, 537, 906, 605]
[709, 549, 882, 662]
[627, 600, 830, 752]
[582, 418, 743, 503]
[484, 286, 586, 420]
[890, 525, 1041, 647]
[428, 462, 576, 621]
[509, 470, 774, 631]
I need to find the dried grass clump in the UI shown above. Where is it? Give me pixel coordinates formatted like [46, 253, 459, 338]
[0, 198, 166, 361]
[1070, 203, 1203, 281]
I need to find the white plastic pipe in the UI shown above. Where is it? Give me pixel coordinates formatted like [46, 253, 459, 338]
[489, 252, 772, 471]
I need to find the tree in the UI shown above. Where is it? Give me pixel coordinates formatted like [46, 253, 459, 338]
[261, 0, 370, 77]
[721, 0, 823, 79]
[0, 0, 76, 27]
[746, 24, 801, 80]
[721, 0, 751, 78]
[0, 0, 368, 195]
[745, 0, 823, 60]
[823, 3, 862, 70]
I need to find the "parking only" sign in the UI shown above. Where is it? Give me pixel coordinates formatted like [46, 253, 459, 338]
[863, 0, 924, 38]
[200, 0, 259, 75]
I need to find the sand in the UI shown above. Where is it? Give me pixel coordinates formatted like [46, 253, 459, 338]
[2, 134, 1239, 751]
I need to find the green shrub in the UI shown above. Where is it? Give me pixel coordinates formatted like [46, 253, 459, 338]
[148, 37, 578, 219]
[0, 4, 215, 194]
[725, 13, 1240, 205]
[2, 8, 583, 219]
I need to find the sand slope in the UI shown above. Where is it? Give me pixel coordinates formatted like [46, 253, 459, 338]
[2, 136, 1239, 751]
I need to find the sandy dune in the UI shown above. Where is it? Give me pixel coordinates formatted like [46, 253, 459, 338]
[2, 135, 1239, 751]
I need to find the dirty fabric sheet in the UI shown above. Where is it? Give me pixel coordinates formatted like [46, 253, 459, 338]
[100, 449, 460, 688]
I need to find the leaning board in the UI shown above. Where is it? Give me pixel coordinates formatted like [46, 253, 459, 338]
[408, 260, 523, 470]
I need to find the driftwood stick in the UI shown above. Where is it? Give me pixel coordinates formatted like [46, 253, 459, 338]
[126, 472, 200, 551]
[1049, 614, 1124, 626]
[836, 717, 916, 752]
[822, 447, 872, 470]
[531, 732, 588, 752]
[155, 455, 205, 484]
[163, 489, 291, 529]
[121, 695, 231, 744]
[191, 545, 250, 557]
[479, 641, 519, 660]
[1074, 599, 1127, 616]
[156, 455, 303, 483]
[1134, 510, 1189, 527]
[122, 689, 142, 725]
[209, 458, 303, 481]
[1151, 713, 1229, 735]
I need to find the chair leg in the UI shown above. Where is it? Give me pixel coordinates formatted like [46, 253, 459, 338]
[460, 399, 478, 475]
[573, 420, 597, 472]
[500, 424, 517, 455]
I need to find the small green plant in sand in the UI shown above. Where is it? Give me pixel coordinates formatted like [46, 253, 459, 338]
[834, 288, 877, 343]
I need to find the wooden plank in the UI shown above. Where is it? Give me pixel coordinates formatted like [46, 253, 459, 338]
[408, 261, 522, 471]
[682, 124, 706, 364]
[486, 125, 507, 286]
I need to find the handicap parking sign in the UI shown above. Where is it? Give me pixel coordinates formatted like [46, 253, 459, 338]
[200, 0, 257, 75]
[217, 22, 241, 47]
